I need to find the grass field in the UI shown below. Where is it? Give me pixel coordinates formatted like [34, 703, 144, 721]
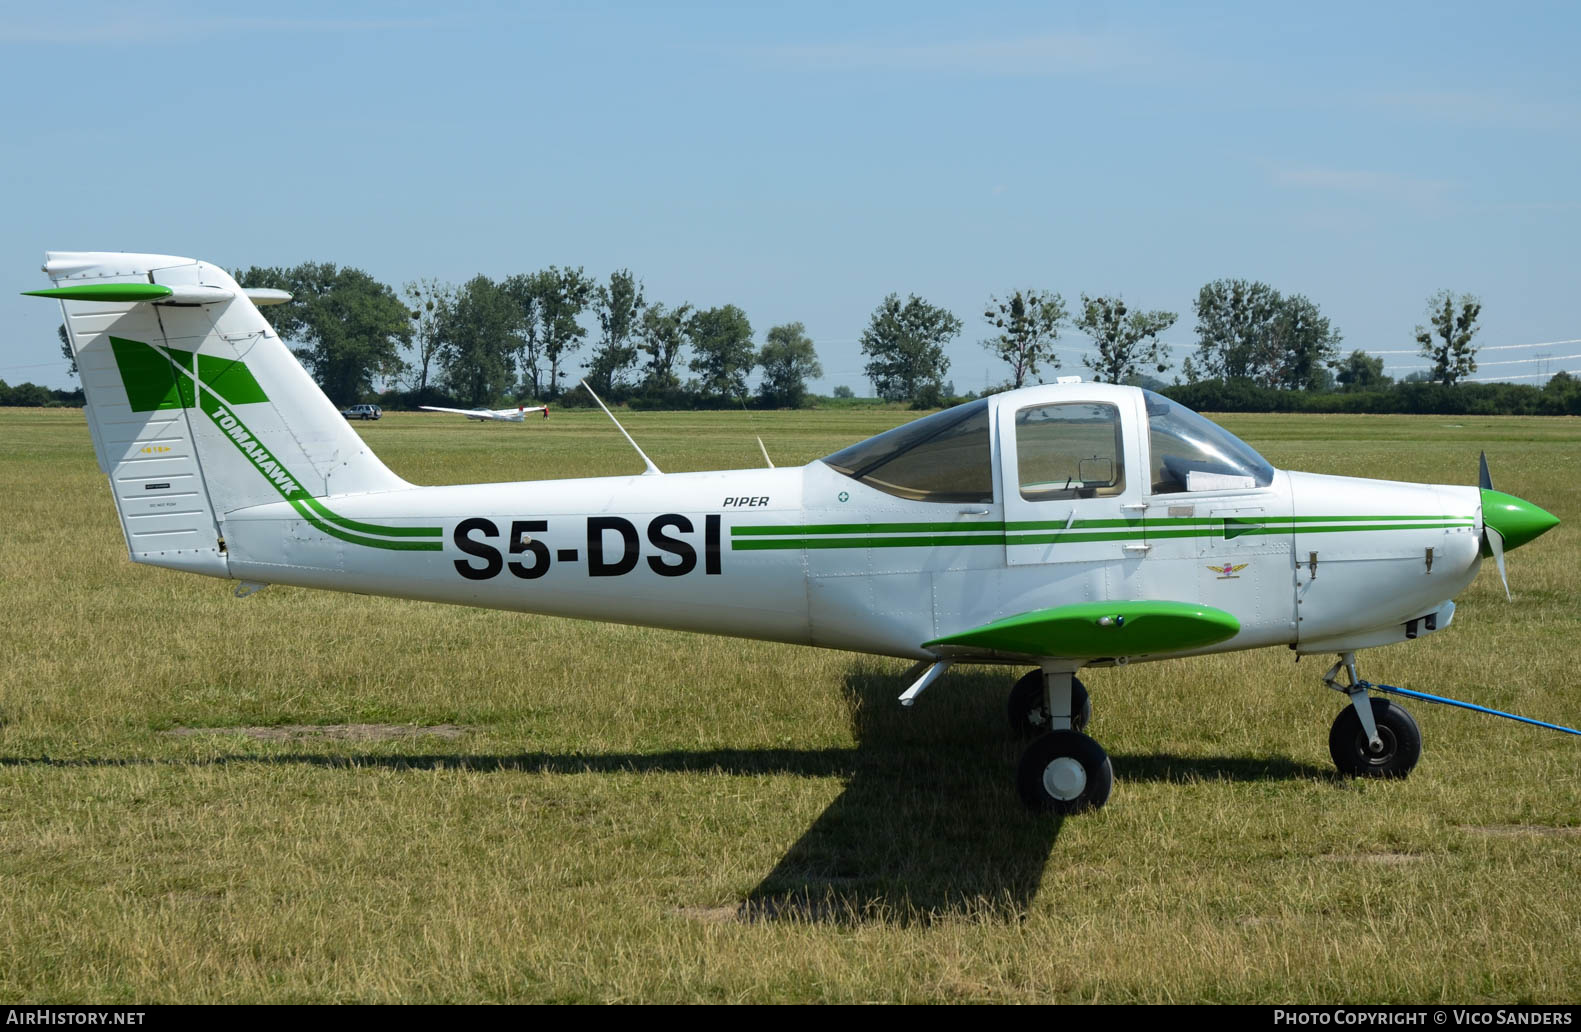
[1, 405, 1579, 1003]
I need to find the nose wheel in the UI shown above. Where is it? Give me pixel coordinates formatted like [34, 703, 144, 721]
[1322, 652, 1422, 778]
[1330, 698, 1421, 777]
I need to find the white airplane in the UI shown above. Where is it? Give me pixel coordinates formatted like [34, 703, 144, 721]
[30, 251, 1565, 813]
[419, 404, 548, 422]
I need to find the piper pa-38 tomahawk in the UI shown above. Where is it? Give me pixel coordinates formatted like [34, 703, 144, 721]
[30, 251, 1564, 813]
[419, 403, 548, 422]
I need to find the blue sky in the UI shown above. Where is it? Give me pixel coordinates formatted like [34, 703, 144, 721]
[2, 0, 1577, 393]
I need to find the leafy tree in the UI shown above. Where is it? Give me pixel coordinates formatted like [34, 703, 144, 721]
[435, 275, 522, 407]
[0, 380, 57, 406]
[586, 269, 646, 394]
[402, 278, 454, 394]
[1187, 280, 1342, 390]
[637, 302, 693, 391]
[1074, 295, 1176, 384]
[981, 289, 1067, 388]
[832, 385, 855, 399]
[1189, 279, 1282, 382]
[757, 322, 822, 408]
[1544, 370, 1581, 415]
[688, 304, 756, 400]
[1416, 290, 1482, 385]
[238, 263, 411, 404]
[497, 267, 595, 398]
[537, 266, 595, 396]
[58, 325, 75, 378]
[500, 272, 547, 398]
[860, 293, 962, 405]
[1335, 350, 1392, 392]
[1267, 294, 1342, 391]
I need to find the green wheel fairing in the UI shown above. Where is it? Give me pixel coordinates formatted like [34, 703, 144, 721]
[926, 601, 1241, 659]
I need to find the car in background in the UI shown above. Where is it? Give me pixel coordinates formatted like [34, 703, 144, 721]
[341, 404, 382, 421]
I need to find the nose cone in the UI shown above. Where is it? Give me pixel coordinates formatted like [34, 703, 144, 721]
[1482, 489, 1560, 553]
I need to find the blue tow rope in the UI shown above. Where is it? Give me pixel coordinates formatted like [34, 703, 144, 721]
[1356, 680, 1581, 738]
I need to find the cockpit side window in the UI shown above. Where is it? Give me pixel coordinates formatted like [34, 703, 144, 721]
[1014, 402, 1125, 501]
[1143, 390, 1275, 494]
[821, 399, 993, 503]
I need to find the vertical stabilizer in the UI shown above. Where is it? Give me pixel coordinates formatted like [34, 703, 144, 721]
[42, 251, 409, 577]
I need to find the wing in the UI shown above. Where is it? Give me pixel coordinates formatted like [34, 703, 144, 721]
[923, 600, 1240, 662]
[419, 406, 486, 417]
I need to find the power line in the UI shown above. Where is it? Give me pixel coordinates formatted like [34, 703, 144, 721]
[1392, 352, 1581, 371]
[1368, 338, 1581, 355]
[1464, 370, 1577, 383]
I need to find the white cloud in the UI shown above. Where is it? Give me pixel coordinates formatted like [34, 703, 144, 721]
[1270, 165, 1455, 204]
[1366, 89, 1578, 132]
[0, 15, 437, 45]
[770, 33, 1154, 78]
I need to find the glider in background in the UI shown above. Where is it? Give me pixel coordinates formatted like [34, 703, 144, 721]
[419, 404, 548, 422]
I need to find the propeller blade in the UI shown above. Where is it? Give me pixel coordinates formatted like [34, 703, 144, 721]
[1479, 451, 1493, 491]
[1484, 524, 1512, 601]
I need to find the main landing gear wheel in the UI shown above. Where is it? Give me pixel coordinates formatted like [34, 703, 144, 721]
[1329, 698, 1421, 778]
[1018, 730, 1112, 813]
[1008, 671, 1090, 736]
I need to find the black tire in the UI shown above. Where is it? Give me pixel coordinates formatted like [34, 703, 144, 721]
[1017, 730, 1113, 813]
[1329, 698, 1422, 778]
[1007, 671, 1090, 736]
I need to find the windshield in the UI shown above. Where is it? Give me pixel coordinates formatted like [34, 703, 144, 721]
[1144, 390, 1274, 493]
[821, 399, 993, 503]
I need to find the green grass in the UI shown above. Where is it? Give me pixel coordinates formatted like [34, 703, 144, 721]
[1, 405, 1579, 1002]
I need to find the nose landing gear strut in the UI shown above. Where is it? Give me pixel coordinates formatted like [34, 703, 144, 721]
[1323, 651, 1422, 778]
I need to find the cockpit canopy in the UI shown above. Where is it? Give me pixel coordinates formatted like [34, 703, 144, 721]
[820, 388, 1274, 504]
[821, 398, 994, 503]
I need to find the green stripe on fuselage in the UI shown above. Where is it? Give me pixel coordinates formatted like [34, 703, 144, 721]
[204, 401, 443, 551]
[732, 514, 1474, 537]
[729, 518, 1474, 550]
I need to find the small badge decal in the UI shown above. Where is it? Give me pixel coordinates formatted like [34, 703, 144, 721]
[1209, 562, 1249, 579]
[837, 491, 849, 503]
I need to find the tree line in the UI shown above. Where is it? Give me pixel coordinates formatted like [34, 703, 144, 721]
[26, 260, 1532, 414]
[235, 263, 822, 410]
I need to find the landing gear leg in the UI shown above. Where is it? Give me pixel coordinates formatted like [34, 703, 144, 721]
[1007, 670, 1089, 736]
[1323, 651, 1422, 778]
[1325, 652, 1380, 750]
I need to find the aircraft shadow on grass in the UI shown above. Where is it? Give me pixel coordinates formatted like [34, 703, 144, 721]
[737, 665, 1326, 926]
[4, 666, 1330, 927]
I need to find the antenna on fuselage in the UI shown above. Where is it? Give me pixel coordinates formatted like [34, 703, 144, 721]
[580, 379, 662, 476]
[735, 394, 774, 469]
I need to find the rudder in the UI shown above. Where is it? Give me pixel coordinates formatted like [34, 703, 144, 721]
[39, 251, 409, 578]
